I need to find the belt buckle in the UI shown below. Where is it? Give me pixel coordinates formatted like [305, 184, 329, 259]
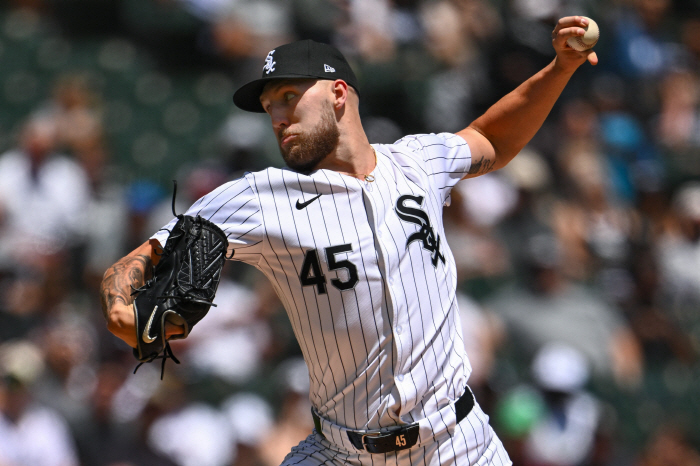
[361, 432, 383, 451]
[361, 431, 381, 447]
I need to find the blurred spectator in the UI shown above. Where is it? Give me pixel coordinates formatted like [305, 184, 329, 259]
[496, 343, 605, 466]
[624, 242, 696, 366]
[0, 114, 90, 267]
[495, 147, 556, 277]
[654, 69, 700, 181]
[148, 401, 235, 466]
[656, 182, 700, 344]
[524, 343, 602, 466]
[552, 145, 642, 289]
[32, 76, 133, 289]
[48, 74, 107, 187]
[655, 70, 700, 151]
[0, 340, 79, 466]
[420, 0, 494, 133]
[486, 234, 643, 389]
[443, 177, 512, 285]
[0, 114, 92, 337]
[33, 313, 98, 428]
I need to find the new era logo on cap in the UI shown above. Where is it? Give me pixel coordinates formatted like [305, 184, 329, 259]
[324, 64, 335, 73]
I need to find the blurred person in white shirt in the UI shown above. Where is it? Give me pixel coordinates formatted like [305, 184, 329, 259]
[0, 340, 79, 466]
[0, 114, 90, 269]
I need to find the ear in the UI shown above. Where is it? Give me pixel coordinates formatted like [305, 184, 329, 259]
[331, 80, 349, 109]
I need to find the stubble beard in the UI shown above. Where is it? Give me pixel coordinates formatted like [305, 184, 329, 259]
[279, 106, 339, 174]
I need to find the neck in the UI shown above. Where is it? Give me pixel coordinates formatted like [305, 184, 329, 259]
[315, 125, 375, 177]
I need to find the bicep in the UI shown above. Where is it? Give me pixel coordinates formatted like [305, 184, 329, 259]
[456, 126, 497, 179]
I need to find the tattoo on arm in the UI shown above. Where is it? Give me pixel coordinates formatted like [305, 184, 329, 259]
[468, 154, 497, 176]
[100, 254, 152, 321]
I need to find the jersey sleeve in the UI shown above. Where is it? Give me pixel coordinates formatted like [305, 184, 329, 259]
[392, 132, 471, 202]
[151, 176, 264, 265]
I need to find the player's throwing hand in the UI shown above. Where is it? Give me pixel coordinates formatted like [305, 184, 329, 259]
[551, 16, 599, 69]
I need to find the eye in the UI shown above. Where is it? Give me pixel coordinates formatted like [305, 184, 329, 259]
[284, 92, 295, 102]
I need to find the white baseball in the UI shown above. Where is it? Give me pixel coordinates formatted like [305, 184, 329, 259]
[566, 17, 599, 51]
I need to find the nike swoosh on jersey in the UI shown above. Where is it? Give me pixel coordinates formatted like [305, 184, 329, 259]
[295, 194, 322, 210]
[142, 305, 159, 343]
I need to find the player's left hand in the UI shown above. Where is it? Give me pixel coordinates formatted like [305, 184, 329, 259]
[551, 16, 598, 71]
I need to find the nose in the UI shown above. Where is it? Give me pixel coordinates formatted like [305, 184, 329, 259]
[268, 103, 290, 132]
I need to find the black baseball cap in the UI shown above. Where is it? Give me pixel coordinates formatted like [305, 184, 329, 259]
[233, 39, 360, 113]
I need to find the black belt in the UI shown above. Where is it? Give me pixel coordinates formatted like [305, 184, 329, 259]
[312, 386, 475, 454]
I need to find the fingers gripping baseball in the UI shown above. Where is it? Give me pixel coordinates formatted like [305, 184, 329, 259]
[552, 16, 598, 68]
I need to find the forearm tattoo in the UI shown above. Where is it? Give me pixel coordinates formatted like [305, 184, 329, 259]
[468, 155, 496, 176]
[100, 254, 152, 321]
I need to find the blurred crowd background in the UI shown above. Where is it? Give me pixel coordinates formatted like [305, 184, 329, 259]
[0, 0, 700, 465]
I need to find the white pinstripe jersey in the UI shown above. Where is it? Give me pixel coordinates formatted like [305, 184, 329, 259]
[153, 132, 473, 435]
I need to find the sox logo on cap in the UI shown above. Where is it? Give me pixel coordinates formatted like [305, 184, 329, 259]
[264, 50, 276, 74]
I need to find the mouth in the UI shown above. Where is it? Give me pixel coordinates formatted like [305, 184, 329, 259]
[280, 133, 298, 146]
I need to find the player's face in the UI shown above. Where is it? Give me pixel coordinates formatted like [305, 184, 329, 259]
[260, 79, 340, 174]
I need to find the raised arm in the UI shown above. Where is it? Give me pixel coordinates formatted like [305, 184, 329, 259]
[457, 16, 598, 179]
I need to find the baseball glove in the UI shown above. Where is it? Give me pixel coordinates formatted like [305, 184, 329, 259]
[131, 198, 228, 377]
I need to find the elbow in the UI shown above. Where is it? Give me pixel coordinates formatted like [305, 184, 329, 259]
[493, 151, 516, 171]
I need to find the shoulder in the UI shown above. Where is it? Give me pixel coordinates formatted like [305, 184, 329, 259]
[377, 132, 472, 182]
[391, 132, 469, 153]
[244, 166, 298, 182]
[382, 133, 470, 167]
[243, 166, 315, 194]
[198, 174, 258, 206]
[197, 168, 310, 216]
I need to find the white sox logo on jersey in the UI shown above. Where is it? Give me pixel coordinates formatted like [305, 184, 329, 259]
[263, 50, 276, 74]
[395, 194, 445, 267]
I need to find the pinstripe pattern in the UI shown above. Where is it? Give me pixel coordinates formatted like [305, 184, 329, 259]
[152, 132, 511, 465]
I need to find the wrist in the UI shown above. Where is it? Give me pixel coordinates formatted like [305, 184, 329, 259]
[551, 56, 580, 76]
[106, 303, 137, 348]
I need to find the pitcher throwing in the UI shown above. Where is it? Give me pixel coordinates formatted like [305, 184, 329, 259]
[101, 16, 597, 465]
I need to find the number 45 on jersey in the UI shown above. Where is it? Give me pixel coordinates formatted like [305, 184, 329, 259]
[300, 244, 359, 294]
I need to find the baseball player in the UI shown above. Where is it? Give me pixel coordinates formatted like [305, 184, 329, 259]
[101, 16, 597, 465]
